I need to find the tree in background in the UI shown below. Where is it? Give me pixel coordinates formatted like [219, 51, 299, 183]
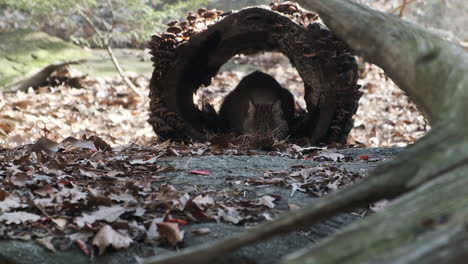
[0, 0, 209, 93]
[0, 0, 209, 47]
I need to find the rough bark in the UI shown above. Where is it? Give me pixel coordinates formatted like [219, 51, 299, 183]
[298, 0, 468, 125]
[284, 165, 468, 264]
[143, 1, 468, 264]
[148, 5, 361, 144]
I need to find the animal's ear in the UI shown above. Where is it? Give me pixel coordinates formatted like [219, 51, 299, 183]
[271, 100, 283, 114]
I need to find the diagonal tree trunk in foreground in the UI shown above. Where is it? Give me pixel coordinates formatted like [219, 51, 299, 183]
[143, 0, 468, 263]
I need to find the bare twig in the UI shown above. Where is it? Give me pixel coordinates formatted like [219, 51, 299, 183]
[77, 8, 142, 97]
[392, 0, 418, 17]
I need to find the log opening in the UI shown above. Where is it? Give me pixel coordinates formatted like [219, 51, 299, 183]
[148, 3, 362, 144]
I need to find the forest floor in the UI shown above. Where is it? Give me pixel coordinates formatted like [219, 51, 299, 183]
[0, 51, 428, 262]
[0, 51, 428, 148]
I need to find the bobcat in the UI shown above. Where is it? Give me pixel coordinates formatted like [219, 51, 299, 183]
[219, 71, 295, 138]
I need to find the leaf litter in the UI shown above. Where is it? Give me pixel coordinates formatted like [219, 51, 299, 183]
[0, 134, 367, 255]
[0, 53, 428, 255]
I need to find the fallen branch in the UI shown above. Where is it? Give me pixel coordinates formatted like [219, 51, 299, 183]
[5, 60, 85, 92]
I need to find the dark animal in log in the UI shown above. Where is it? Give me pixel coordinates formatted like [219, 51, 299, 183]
[219, 71, 295, 139]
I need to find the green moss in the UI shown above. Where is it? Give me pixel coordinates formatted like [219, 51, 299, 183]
[0, 30, 90, 88]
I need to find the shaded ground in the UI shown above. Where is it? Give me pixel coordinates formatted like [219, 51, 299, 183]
[0, 144, 401, 264]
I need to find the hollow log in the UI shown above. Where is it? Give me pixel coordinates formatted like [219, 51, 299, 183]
[143, 0, 468, 264]
[148, 5, 361, 144]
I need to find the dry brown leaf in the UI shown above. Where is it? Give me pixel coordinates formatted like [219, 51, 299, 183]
[92, 225, 133, 255]
[129, 156, 158, 165]
[192, 195, 214, 210]
[34, 185, 58, 197]
[147, 217, 164, 240]
[0, 189, 7, 201]
[24, 137, 61, 155]
[75, 205, 127, 227]
[156, 222, 184, 247]
[9, 173, 29, 187]
[257, 195, 276, 209]
[0, 212, 41, 224]
[56, 188, 87, 204]
[156, 184, 182, 207]
[62, 137, 97, 151]
[217, 207, 243, 224]
[153, 140, 171, 151]
[79, 169, 98, 179]
[36, 236, 56, 252]
[52, 218, 67, 229]
[0, 195, 22, 212]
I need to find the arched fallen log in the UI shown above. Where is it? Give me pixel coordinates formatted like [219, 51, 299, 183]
[142, 1, 468, 264]
[148, 4, 361, 144]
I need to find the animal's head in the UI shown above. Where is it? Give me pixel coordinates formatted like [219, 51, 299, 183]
[243, 99, 288, 138]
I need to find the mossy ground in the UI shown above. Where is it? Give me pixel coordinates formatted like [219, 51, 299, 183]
[0, 30, 90, 88]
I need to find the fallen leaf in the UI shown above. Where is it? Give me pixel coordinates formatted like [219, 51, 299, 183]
[87, 135, 112, 151]
[153, 140, 171, 151]
[156, 222, 184, 246]
[218, 207, 243, 224]
[92, 225, 133, 255]
[52, 218, 67, 229]
[79, 169, 98, 179]
[9, 173, 29, 187]
[192, 195, 214, 209]
[191, 228, 211, 235]
[34, 185, 57, 197]
[75, 206, 127, 227]
[359, 155, 370, 161]
[0, 195, 23, 212]
[24, 137, 61, 155]
[129, 156, 158, 165]
[36, 236, 56, 252]
[257, 195, 276, 209]
[75, 239, 91, 256]
[190, 170, 211, 175]
[316, 151, 345, 162]
[147, 218, 164, 240]
[167, 218, 188, 225]
[0, 189, 8, 201]
[0, 212, 41, 224]
[62, 137, 97, 151]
